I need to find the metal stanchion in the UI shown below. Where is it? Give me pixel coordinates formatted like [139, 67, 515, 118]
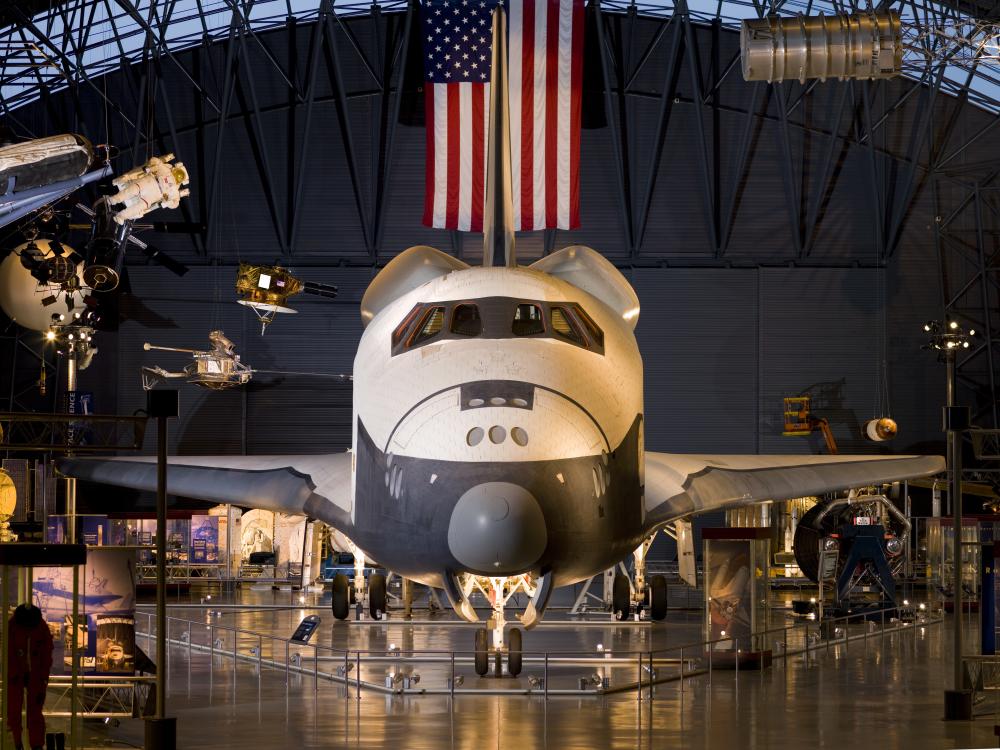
[1, 565, 9, 750]
[145, 390, 178, 750]
[70, 563, 79, 750]
[544, 653, 548, 699]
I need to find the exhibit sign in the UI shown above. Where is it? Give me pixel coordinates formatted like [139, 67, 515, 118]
[65, 390, 93, 446]
[706, 539, 754, 648]
[191, 515, 220, 563]
[290, 615, 321, 644]
[33, 547, 137, 675]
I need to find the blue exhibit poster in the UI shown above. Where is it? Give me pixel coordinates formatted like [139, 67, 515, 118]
[191, 515, 219, 563]
[81, 516, 108, 546]
[45, 516, 68, 543]
[33, 547, 137, 675]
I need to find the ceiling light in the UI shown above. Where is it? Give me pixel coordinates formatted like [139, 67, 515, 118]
[45, 331, 55, 341]
[949, 321, 959, 329]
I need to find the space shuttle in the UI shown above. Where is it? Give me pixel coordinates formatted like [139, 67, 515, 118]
[59, 8, 944, 646]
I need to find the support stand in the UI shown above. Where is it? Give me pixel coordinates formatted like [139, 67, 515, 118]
[145, 390, 178, 748]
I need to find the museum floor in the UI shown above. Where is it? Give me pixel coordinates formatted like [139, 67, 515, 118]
[81, 589, 1000, 750]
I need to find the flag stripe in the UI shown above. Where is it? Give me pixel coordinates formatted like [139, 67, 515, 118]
[570, 0, 583, 228]
[459, 83, 473, 231]
[423, 84, 435, 227]
[520, 0, 535, 231]
[556, 0, 573, 229]
[446, 84, 461, 229]
[544, 0, 559, 229]
[509, 0, 523, 228]
[433, 84, 448, 227]
[471, 83, 486, 232]
[532, 0, 547, 230]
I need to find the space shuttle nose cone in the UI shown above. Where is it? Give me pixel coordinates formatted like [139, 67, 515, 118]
[447, 482, 547, 575]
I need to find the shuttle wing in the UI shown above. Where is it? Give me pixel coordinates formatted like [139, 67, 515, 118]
[56, 453, 354, 531]
[642, 452, 944, 529]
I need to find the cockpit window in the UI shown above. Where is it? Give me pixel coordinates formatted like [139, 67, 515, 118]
[574, 305, 605, 348]
[392, 298, 605, 356]
[393, 305, 423, 347]
[451, 304, 482, 336]
[411, 306, 446, 345]
[550, 306, 584, 345]
[512, 303, 545, 336]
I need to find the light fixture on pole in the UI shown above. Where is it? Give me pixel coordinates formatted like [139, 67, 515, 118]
[924, 319, 974, 720]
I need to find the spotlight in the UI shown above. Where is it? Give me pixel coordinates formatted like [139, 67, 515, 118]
[923, 323, 932, 332]
[950, 321, 959, 330]
[963, 342, 970, 348]
[45, 331, 55, 341]
[969, 330, 976, 336]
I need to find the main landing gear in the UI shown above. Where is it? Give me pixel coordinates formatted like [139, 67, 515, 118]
[329, 542, 388, 621]
[572, 532, 670, 622]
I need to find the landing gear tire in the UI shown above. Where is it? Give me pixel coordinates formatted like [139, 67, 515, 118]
[332, 573, 350, 620]
[649, 575, 668, 621]
[507, 628, 523, 677]
[613, 574, 631, 620]
[369, 573, 387, 620]
[474, 628, 490, 676]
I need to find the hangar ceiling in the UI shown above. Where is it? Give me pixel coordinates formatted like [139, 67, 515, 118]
[1, 0, 998, 442]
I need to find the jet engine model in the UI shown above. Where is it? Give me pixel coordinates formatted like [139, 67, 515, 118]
[793, 493, 907, 612]
[141, 330, 351, 390]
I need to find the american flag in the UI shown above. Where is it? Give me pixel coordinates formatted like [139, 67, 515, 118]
[421, 0, 584, 232]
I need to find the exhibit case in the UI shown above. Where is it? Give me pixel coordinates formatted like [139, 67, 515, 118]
[926, 517, 980, 610]
[703, 527, 770, 653]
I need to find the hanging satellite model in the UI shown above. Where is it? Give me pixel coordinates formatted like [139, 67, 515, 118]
[0, 469, 18, 543]
[0, 134, 112, 229]
[141, 330, 351, 390]
[235, 263, 339, 334]
[0, 234, 92, 331]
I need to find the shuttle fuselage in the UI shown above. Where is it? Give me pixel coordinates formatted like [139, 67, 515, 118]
[348, 265, 644, 589]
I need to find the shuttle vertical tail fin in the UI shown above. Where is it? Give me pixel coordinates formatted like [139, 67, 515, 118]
[483, 5, 516, 268]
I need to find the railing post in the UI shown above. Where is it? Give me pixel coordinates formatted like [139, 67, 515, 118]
[450, 651, 456, 698]
[344, 650, 350, 698]
[544, 653, 549, 699]
[356, 650, 361, 700]
[648, 651, 654, 703]
[734, 638, 739, 692]
[708, 643, 713, 685]
[680, 647, 684, 693]
[637, 653, 641, 703]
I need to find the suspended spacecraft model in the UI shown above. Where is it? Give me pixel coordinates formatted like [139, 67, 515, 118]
[0, 134, 111, 229]
[235, 263, 339, 334]
[141, 330, 350, 390]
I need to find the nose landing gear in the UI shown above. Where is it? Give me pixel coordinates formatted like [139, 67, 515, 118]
[455, 574, 544, 677]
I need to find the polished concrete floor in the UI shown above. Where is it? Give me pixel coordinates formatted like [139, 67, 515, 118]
[78, 588, 1000, 750]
